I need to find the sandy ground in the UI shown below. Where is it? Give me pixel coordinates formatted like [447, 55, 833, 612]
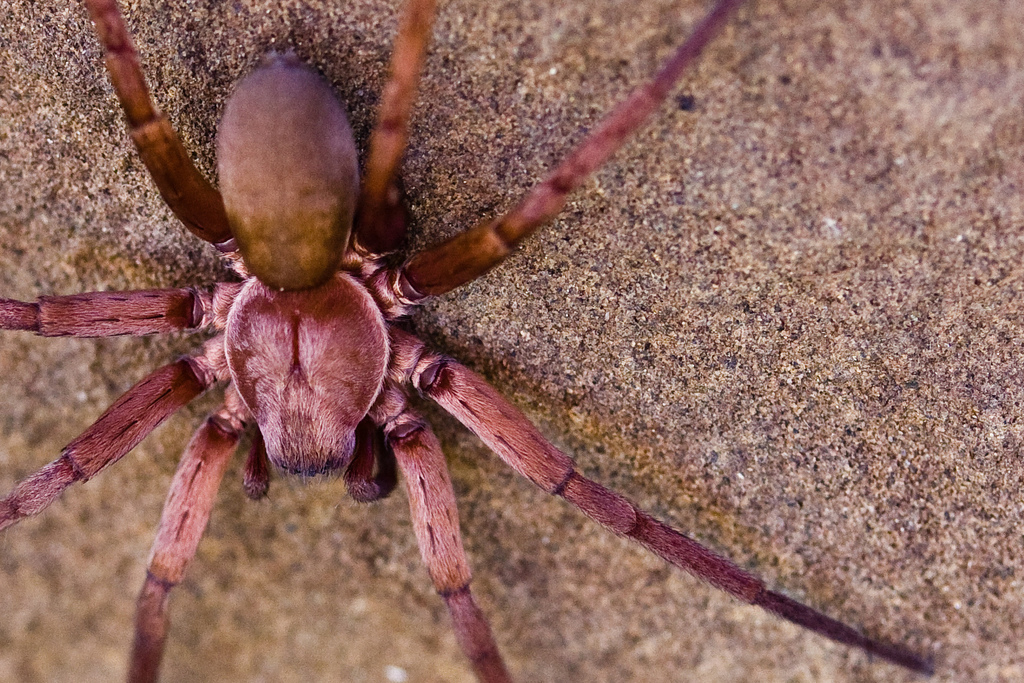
[1, 0, 1022, 681]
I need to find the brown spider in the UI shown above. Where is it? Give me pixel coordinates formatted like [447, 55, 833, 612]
[10, 0, 1012, 679]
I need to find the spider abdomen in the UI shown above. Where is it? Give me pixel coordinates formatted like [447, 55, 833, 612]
[217, 54, 360, 291]
[224, 274, 388, 476]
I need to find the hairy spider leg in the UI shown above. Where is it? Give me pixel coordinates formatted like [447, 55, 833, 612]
[129, 392, 246, 683]
[344, 417, 399, 503]
[397, 0, 746, 298]
[0, 289, 226, 532]
[353, 0, 438, 255]
[383, 406, 513, 683]
[84, 0, 232, 245]
[385, 329, 933, 675]
[0, 357, 214, 532]
[0, 288, 209, 337]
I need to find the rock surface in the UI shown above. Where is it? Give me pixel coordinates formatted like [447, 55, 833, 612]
[0, 0, 1021, 681]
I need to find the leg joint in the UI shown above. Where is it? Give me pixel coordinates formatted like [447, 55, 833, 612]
[144, 570, 178, 592]
[552, 469, 575, 497]
[386, 415, 427, 444]
[416, 355, 448, 394]
[438, 582, 471, 600]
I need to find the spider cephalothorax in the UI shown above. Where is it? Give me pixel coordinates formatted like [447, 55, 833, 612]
[225, 274, 390, 475]
[0, 0, 933, 681]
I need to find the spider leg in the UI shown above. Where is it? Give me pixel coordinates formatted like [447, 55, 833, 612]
[344, 417, 398, 502]
[129, 391, 245, 683]
[352, 0, 438, 256]
[386, 330, 933, 675]
[0, 346, 223, 532]
[1, 288, 211, 337]
[382, 409, 512, 683]
[395, 0, 745, 299]
[83, 0, 232, 245]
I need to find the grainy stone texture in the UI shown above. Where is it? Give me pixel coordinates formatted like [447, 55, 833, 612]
[1, 1, 1022, 681]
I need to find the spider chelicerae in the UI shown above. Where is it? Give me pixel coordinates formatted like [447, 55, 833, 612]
[0, 0, 939, 680]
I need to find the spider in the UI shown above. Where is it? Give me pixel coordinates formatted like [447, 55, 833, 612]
[4, 0, 1015, 679]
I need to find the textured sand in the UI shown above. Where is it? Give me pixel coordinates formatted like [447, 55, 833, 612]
[1, 1, 1022, 681]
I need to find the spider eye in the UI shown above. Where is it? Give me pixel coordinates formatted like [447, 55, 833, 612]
[217, 54, 360, 291]
[261, 413, 357, 477]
